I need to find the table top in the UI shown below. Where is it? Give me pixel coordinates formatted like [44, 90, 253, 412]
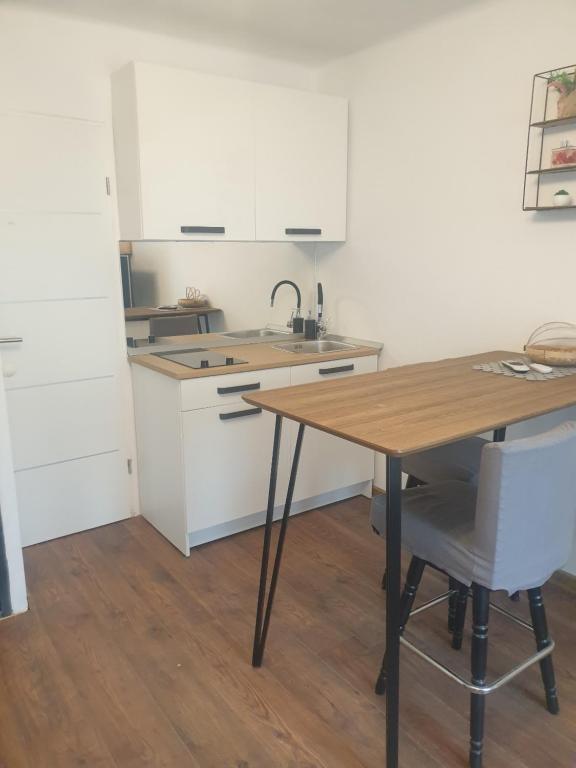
[243, 350, 576, 456]
[125, 306, 221, 321]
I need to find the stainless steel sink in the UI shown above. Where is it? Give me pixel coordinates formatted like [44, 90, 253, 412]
[220, 329, 284, 339]
[272, 340, 358, 354]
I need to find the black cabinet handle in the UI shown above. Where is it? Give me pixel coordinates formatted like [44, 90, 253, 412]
[181, 226, 225, 234]
[285, 228, 322, 236]
[217, 382, 261, 395]
[219, 407, 262, 421]
[319, 364, 354, 375]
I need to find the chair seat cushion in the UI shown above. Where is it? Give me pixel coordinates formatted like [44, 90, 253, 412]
[371, 481, 478, 587]
[403, 436, 488, 486]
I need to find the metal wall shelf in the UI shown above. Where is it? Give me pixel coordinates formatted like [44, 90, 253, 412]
[523, 64, 576, 211]
[526, 165, 576, 175]
[524, 205, 576, 211]
[530, 115, 576, 129]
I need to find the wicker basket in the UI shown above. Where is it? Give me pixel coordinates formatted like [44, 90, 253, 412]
[524, 322, 576, 366]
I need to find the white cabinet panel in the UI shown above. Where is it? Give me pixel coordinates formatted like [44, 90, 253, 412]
[289, 356, 376, 501]
[183, 402, 289, 533]
[112, 63, 348, 243]
[180, 367, 290, 411]
[0, 299, 117, 389]
[254, 85, 348, 242]
[16, 451, 128, 547]
[0, 212, 114, 302]
[7, 377, 120, 470]
[0, 112, 106, 212]
[113, 63, 255, 241]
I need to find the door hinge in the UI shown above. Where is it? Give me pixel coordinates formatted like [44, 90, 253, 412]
[127, 458, 133, 475]
[105, 176, 111, 196]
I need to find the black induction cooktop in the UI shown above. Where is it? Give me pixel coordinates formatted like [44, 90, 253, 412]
[155, 349, 247, 369]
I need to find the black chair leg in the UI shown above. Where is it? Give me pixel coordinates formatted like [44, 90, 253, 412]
[375, 556, 425, 695]
[469, 584, 490, 768]
[381, 569, 387, 590]
[452, 582, 469, 650]
[448, 576, 458, 632]
[527, 587, 559, 715]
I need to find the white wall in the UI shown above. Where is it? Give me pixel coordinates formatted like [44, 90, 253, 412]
[316, 0, 576, 573]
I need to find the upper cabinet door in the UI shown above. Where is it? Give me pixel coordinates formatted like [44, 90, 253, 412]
[254, 85, 348, 242]
[112, 63, 255, 241]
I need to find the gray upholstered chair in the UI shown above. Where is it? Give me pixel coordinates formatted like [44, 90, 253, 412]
[371, 422, 576, 768]
[381, 436, 490, 625]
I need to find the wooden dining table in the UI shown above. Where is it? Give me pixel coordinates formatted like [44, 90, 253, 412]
[243, 350, 576, 768]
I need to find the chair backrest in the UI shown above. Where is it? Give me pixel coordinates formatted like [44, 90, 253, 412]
[473, 422, 576, 593]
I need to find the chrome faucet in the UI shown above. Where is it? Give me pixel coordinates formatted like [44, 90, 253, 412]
[270, 280, 302, 329]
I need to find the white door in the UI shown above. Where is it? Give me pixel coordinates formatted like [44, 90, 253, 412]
[289, 357, 376, 501]
[0, 110, 130, 546]
[254, 84, 348, 242]
[0, 347, 27, 615]
[131, 63, 255, 241]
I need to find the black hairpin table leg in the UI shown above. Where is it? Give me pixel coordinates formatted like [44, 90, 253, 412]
[386, 455, 403, 768]
[252, 419, 305, 668]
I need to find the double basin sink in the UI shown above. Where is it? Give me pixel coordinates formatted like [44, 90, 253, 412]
[220, 329, 357, 354]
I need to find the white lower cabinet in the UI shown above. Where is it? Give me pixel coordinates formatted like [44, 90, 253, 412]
[183, 403, 289, 539]
[289, 356, 377, 501]
[132, 354, 377, 555]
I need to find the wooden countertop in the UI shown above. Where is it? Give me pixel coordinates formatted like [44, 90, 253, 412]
[244, 350, 576, 456]
[126, 306, 221, 321]
[130, 341, 378, 380]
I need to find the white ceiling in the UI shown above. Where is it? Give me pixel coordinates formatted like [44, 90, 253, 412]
[14, 0, 478, 64]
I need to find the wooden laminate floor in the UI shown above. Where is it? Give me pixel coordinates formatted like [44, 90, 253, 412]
[0, 497, 575, 768]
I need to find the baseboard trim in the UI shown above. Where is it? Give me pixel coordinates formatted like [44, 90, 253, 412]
[188, 481, 371, 549]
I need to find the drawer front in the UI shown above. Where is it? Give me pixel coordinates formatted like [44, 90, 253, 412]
[290, 354, 377, 385]
[180, 367, 290, 411]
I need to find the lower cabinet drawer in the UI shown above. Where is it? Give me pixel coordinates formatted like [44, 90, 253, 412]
[180, 367, 290, 411]
[183, 401, 289, 534]
[290, 353, 377, 385]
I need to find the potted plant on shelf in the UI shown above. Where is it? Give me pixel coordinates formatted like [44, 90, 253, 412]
[548, 69, 576, 118]
[553, 189, 573, 207]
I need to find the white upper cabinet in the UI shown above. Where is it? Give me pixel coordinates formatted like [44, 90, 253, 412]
[254, 85, 348, 242]
[112, 62, 255, 241]
[111, 63, 348, 242]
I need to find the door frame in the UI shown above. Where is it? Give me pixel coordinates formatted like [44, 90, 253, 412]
[0, 354, 27, 615]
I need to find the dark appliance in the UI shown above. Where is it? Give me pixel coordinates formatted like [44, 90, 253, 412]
[155, 349, 247, 369]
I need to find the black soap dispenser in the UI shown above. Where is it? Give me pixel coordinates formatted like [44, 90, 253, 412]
[304, 310, 317, 340]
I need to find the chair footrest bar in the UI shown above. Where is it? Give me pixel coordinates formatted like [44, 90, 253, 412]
[400, 636, 554, 695]
[409, 590, 455, 617]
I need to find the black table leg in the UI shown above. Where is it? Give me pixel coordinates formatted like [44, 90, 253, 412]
[252, 419, 305, 667]
[203, 314, 211, 333]
[385, 455, 402, 768]
[493, 427, 506, 442]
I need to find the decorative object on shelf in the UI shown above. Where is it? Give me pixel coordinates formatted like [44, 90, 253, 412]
[524, 322, 576, 366]
[553, 189, 573, 206]
[551, 140, 576, 167]
[547, 69, 576, 118]
[178, 286, 209, 308]
[523, 65, 576, 211]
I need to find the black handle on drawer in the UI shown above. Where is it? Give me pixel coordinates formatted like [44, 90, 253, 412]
[216, 382, 261, 395]
[319, 364, 354, 375]
[285, 228, 322, 236]
[181, 226, 225, 234]
[219, 407, 262, 421]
